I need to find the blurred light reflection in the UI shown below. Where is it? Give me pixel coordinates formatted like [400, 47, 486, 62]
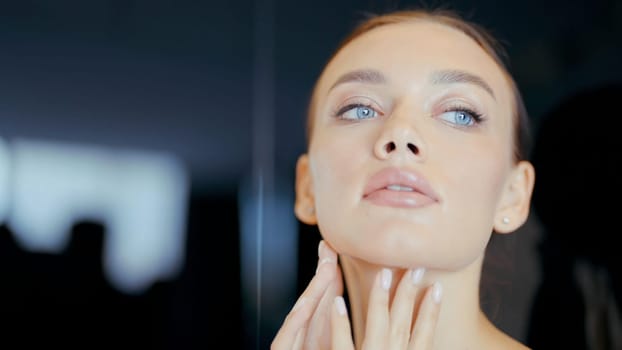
[2, 138, 189, 294]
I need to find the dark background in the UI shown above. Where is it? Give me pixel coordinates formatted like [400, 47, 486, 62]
[1, 1, 620, 349]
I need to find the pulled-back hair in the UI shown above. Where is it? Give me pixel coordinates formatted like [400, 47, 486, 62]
[305, 9, 531, 161]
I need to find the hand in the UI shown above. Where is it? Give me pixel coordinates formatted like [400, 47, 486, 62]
[271, 240, 343, 350]
[331, 268, 443, 349]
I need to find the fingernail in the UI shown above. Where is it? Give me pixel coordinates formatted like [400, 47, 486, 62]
[334, 296, 347, 316]
[432, 282, 443, 303]
[381, 268, 392, 290]
[315, 257, 334, 274]
[292, 297, 307, 312]
[318, 240, 326, 258]
[412, 267, 425, 285]
[318, 257, 334, 266]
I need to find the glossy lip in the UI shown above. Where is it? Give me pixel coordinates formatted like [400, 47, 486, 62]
[362, 167, 440, 208]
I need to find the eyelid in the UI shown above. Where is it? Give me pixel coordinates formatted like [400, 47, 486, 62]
[332, 95, 384, 118]
[436, 105, 486, 129]
[430, 89, 487, 112]
[442, 103, 483, 117]
[433, 95, 486, 116]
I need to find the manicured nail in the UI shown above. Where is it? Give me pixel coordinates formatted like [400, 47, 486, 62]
[292, 297, 307, 312]
[432, 282, 443, 303]
[318, 257, 334, 266]
[381, 268, 392, 290]
[334, 296, 347, 316]
[315, 257, 334, 274]
[412, 267, 425, 285]
[318, 240, 326, 257]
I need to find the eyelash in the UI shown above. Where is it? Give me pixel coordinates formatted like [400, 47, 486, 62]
[442, 104, 485, 124]
[332, 102, 486, 126]
[334, 103, 379, 120]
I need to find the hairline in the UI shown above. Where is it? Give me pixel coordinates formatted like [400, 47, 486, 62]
[305, 12, 529, 161]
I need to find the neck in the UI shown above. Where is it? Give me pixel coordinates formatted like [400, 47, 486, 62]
[340, 254, 499, 349]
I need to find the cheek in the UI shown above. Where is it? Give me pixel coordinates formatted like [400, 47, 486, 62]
[309, 133, 368, 197]
[441, 140, 508, 220]
[308, 133, 370, 243]
[424, 147, 508, 269]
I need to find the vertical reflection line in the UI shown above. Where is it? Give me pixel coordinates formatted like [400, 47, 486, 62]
[255, 176, 263, 350]
[252, 0, 274, 348]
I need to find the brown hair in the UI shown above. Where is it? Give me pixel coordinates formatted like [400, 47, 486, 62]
[305, 9, 531, 162]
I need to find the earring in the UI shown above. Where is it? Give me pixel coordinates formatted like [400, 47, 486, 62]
[502, 217, 510, 224]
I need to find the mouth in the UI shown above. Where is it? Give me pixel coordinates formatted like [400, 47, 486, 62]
[363, 167, 440, 208]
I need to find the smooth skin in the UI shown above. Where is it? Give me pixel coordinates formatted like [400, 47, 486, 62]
[273, 19, 534, 350]
[272, 241, 441, 350]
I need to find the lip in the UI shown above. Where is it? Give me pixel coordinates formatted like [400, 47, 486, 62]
[363, 167, 440, 208]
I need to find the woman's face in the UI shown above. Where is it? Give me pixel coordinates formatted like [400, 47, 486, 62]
[301, 21, 524, 270]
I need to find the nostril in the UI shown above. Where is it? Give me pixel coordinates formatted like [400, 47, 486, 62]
[385, 142, 396, 153]
[407, 143, 419, 155]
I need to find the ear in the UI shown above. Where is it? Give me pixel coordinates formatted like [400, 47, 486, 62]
[493, 160, 536, 234]
[294, 154, 318, 225]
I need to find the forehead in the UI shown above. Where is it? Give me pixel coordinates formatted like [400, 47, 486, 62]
[316, 21, 513, 106]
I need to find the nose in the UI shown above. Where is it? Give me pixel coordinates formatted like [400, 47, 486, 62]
[373, 112, 426, 160]
[377, 139, 420, 156]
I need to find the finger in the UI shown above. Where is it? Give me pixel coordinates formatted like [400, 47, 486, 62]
[319, 240, 343, 295]
[362, 268, 392, 348]
[292, 328, 305, 349]
[304, 240, 341, 349]
[389, 268, 425, 348]
[305, 276, 339, 349]
[299, 240, 337, 305]
[331, 296, 355, 350]
[271, 241, 336, 349]
[408, 282, 443, 350]
[271, 296, 313, 350]
[316, 240, 338, 274]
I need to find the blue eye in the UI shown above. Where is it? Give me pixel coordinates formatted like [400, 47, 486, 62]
[336, 104, 378, 120]
[439, 109, 482, 127]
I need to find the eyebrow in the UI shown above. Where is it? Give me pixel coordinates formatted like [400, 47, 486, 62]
[430, 69, 496, 99]
[328, 68, 496, 99]
[329, 69, 387, 91]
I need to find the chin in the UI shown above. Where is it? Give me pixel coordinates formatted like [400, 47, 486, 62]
[330, 222, 487, 271]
